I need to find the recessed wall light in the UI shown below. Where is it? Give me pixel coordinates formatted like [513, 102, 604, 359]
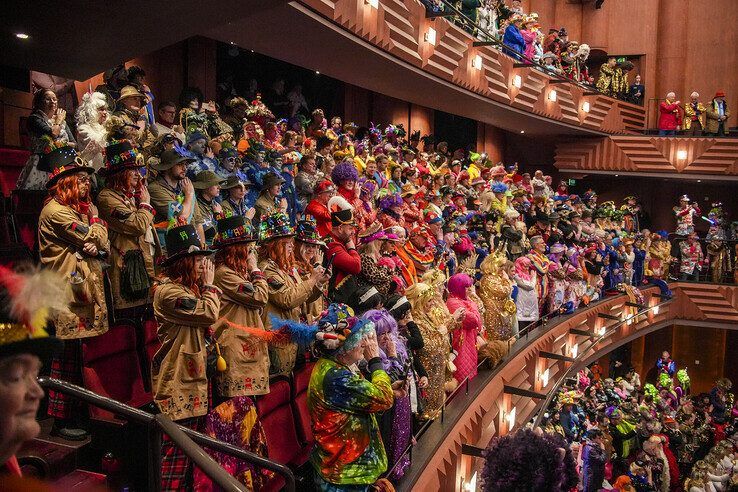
[512, 74, 522, 88]
[424, 27, 437, 45]
[472, 54, 483, 70]
[520, 130, 525, 134]
[582, 101, 590, 112]
[677, 150, 688, 160]
[315, 71, 320, 75]
[15, 33, 29, 40]
[365, 0, 379, 7]
[548, 90, 557, 102]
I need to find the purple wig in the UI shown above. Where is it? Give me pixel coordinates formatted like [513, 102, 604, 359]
[481, 429, 578, 492]
[363, 309, 408, 369]
[447, 273, 474, 300]
[331, 161, 359, 185]
[379, 192, 404, 211]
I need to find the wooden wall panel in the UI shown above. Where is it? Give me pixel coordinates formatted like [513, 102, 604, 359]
[555, 136, 738, 177]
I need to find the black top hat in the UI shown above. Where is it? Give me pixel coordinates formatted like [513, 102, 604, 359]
[151, 148, 195, 171]
[38, 146, 94, 189]
[99, 140, 143, 177]
[212, 215, 258, 248]
[161, 224, 213, 266]
[331, 208, 356, 228]
[295, 217, 325, 246]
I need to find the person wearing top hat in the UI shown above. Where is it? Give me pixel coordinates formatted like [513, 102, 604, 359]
[326, 195, 362, 298]
[254, 172, 287, 226]
[192, 170, 227, 247]
[96, 140, 160, 317]
[37, 146, 109, 439]
[151, 224, 222, 491]
[258, 212, 329, 376]
[148, 148, 197, 246]
[706, 91, 731, 136]
[0, 265, 67, 479]
[220, 175, 254, 218]
[112, 85, 155, 149]
[294, 217, 327, 323]
[210, 214, 271, 400]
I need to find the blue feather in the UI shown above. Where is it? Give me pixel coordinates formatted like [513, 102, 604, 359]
[268, 314, 317, 348]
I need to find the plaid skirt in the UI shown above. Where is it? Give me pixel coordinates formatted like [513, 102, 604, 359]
[47, 339, 83, 419]
[161, 417, 205, 492]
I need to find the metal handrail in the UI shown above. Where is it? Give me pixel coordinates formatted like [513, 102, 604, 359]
[38, 377, 296, 492]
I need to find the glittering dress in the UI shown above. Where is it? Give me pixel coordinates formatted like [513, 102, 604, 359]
[479, 253, 516, 340]
[447, 295, 481, 384]
[411, 295, 453, 421]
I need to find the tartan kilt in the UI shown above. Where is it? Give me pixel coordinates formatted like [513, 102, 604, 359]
[161, 417, 205, 491]
[47, 339, 83, 419]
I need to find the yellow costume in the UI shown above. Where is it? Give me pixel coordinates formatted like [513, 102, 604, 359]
[683, 102, 707, 131]
[478, 251, 516, 352]
[596, 63, 615, 95]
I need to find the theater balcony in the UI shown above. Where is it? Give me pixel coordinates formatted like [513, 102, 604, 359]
[555, 135, 738, 180]
[204, 0, 645, 136]
[397, 281, 738, 491]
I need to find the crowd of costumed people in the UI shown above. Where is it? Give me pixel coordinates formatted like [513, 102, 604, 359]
[3, 61, 735, 491]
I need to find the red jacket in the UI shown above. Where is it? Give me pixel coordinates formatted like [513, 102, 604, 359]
[305, 199, 332, 238]
[326, 236, 361, 286]
[659, 101, 681, 130]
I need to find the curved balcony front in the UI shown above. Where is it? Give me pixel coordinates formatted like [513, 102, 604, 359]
[398, 281, 738, 491]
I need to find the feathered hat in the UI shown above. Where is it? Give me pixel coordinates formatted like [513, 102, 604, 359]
[0, 265, 66, 362]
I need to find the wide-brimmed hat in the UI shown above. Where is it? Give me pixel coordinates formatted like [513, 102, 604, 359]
[117, 85, 147, 103]
[38, 145, 94, 189]
[151, 148, 195, 171]
[212, 214, 258, 248]
[358, 223, 387, 245]
[295, 217, 325, 246]
[262, 172, 285, 190]
[400, 183, 420, 197]
[161, 224, 213, 266]
[221, 174, 252, 190]
[259, 212, 295, 242]
[192, 170, 227, 190]
[99, 140, 144, 177]
[0, 265, 65, 364]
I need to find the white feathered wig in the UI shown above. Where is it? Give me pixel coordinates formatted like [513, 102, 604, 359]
[76, 91, 108, 128]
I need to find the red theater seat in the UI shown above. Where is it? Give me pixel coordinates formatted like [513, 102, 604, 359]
[255, 378, 310, 468]
[81, 322, 151, 421]
[292, 362, 315, 447]
[0, 146, 29, 196]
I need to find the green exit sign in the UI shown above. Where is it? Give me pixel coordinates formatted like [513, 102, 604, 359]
[568, 179, 576, 186]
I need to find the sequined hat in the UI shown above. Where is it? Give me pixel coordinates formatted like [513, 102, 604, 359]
[38, 144, 94, 189]
[212, 214, 258, 248]
[259, 212, 295, 242]
[295, 217, 325, 246]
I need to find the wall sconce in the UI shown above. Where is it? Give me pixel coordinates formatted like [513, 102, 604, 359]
[677, 150, 688, 160]
[548, 90, 557, 102]
[652, 305, 660, 315]
[512, 74, 522, 88]
[540, 368, 550, 387]
[424, 27, 437, 45]
[595, 326, 606, 337]
[626, 317, 633, 326]
[570, 343, 578, 358]
[505, 407, 517, 430]
[582, 101, 590, 113]
[365, 0, 379, 7]
[463, 471, 478, 492]
[472, 54, 483, 70]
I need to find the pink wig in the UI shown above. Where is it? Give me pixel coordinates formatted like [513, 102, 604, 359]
[447, 273, 473, 300]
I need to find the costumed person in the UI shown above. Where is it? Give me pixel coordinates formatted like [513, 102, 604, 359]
[706, 91, 730, 137]
[502, 14, 526, 60]
[16, 89, 77, 190]
[37, 146, 109, 440]
[514, 255, 539, 324]
[220, 175, 253, 218]
[656, 351, 676, 377]
[211, 214, 270, 399]
[647, 231, 673, 281]
[305, 180, 337, 238]
[151, 224, 221, 491]
[147, 148, 197, 246]
[294, 218, 327, 323]
[607, 407, 639, 477]
[707, 237, 730, 284]
[446, 273, 480, 385]
[478, 251, 517, 341]
[683, 91, 707, 136]
[582, 429, 608, 492]
[259, 212, 329, 376]
[658, 92, 682, 136]
[0, 265, 67, 479]
[527, 235, 551, 315]
[96, 140, 159, 321]
[332, 161, 370, 231]
[679, 232, 705, 281]
[306, 304, 395, 491]
[75, 91, 109, 171]
[363, 309, 412, 481]
[405, 282, 455, 420]
[596, 58, 617, 96]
